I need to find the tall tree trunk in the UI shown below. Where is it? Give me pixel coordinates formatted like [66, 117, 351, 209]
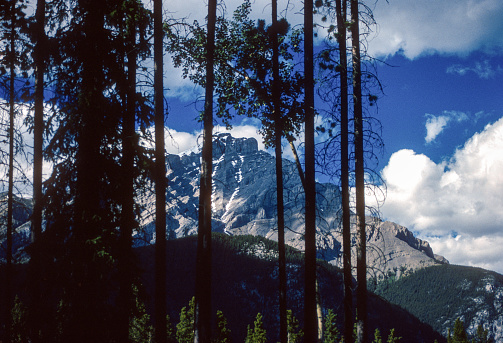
[29, 0, 45, 338]
[271, 1, 287, 342]
[194, 0, 216, 341]
[71, 0, 106, 339]
[5, 7, 16, 340]
[154, 0, 167, 339]
[336, 0, 353, 340]
[119, 6, 137, 340]
[288, 140, 324, 341]
[303, 0, 318, 340]
[350, 0, 367, 341]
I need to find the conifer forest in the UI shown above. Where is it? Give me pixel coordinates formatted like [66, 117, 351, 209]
[0, 0, 497, 342]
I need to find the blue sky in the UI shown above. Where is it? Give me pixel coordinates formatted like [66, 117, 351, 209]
[161, 0, 503, 274]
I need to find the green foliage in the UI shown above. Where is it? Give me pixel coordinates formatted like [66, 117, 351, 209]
[475, 324, 490, 343]
[323, 309, 341, 343]
[165, 0, 304, 146]
[245, 313, 267, 343]
[386, 328, 401, 343]
[373, 328, 382, 343]
[286, 309, 303, 343]
[11, 295, 28, 343]
[214, 310, 232, 343]
[374, 264, 503, 338]
[176, 297, 195, 343]
[129, 285, 153, 343]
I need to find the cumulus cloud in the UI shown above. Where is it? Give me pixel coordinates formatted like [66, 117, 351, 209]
[424, 111, 469, 143]
[381, 116, 503, 272]
[368, 0, 503, 59]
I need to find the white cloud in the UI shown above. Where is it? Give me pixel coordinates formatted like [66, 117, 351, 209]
[162, 120, 266, 155]
[381, 116, 503, 273]
[428, 235, 503, 273]
[446, 60, 502, 79]
[424, 111, 469, 143]
[425, 115, 449, 144]
[368, 0, 503, 59]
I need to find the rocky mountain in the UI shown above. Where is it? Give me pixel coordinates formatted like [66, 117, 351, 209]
[137, 133, 446, 278]
[0, 193, 31, 263]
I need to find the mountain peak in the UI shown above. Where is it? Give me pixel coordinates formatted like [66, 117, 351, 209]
[213, 133, 259, 158]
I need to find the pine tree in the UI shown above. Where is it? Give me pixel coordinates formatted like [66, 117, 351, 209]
[176, 297, 195, 343]
[214, 310, 231, 343]
[287, 309, 303, 343]
[323, 309, 341, 343]
[245, 313, 267, 343]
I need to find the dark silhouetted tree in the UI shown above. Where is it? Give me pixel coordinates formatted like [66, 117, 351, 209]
[194, 0, 216, 341]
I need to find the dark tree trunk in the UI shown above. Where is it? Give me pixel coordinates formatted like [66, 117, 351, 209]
[154, 0, 167, 339]
[350, 0, 367, 341]
[119, 6, 137, 340]
[194, 0, 216, 341]
[304, 0, 318, 340]
[5, 8, 16, 340]
[29, 0, 45, 338]
[336, 0, 353, 340]
[70, 0, 106, 339]
[271, 1, 287, 341]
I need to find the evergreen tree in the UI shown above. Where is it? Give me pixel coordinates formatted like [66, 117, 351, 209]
[245, 313, 267, 343]
[447, 318, 469, 343]
[286, 309, 303, 343]
[323, 309, 341, 343]
[386, 329, 401, 343]
[129, 285, 153, 343]
[176, 297, 195, 343]
[214, 310, 231, 343]
[373, 328, 382, 343]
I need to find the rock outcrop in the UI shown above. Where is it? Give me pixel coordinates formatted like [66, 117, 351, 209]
[138, 133, 446, 277]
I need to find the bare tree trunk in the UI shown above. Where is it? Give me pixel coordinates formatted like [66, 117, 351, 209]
[29, 0, 45, 339]
[154, 0, 167, 339]
[194, 0, 216, 341]
[287, 140, 323, 341]
[336, 0, 354, 340]
[350, 0, 367, 341]
[5, 10, 16, 340]
[304, 0, 318, 340]
[271, 1, 287, 341]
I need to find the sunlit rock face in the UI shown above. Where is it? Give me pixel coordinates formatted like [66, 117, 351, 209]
[137, 133, 446, 277]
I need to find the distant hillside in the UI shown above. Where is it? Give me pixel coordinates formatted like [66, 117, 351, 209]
[372, 264, 503, 341]
[136, 234, 445, 342]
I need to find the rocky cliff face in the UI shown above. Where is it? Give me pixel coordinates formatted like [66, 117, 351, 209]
[137, 133, 446, 277]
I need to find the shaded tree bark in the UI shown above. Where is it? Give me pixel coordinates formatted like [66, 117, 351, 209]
[154, 0, 167, 339]
[336, 0, 353, 340]
[271, 1, 287, 342]
[5, 5, 17, 339]
[303, 0, 318, 340]
[350, 0, 367, 341]
[29, 0, 45, 338]
[194, 0, 216, 341]
[119, 4, 137, 340]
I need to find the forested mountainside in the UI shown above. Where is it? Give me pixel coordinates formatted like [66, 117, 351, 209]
[372, 264, 503, 342]
[135, 234, 445, 342]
